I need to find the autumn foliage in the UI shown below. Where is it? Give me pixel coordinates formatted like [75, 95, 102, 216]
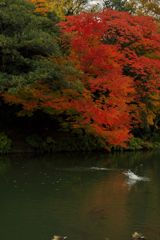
[1, 1, 160, 149]
[29, 0, 48, 13]
[58, 10, 160, 145]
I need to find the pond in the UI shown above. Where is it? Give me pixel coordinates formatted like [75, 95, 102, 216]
[0, 151, 160, 240]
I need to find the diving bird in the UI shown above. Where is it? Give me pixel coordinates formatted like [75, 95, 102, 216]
[123, 170, 149, 181]
[123, 170, 142, 180]
[52, 236, 67, 240]
[132, 232, 146, 239]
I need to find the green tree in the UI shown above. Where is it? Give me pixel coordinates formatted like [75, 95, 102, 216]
[0, 0, 80, 95]
[127, 0, 160, 19]
[103, 0, 160, 19]
[103, 0, 135, 12]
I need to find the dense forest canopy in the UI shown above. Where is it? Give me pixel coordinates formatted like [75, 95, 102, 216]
[0, 0, 160, 152]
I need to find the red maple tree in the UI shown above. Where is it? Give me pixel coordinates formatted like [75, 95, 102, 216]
[59, 10, 160, 145]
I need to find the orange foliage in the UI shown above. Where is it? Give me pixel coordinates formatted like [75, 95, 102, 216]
[29, 0, 48, 13]
[59, 10, 160, 145]
[59, 11, 136, 146]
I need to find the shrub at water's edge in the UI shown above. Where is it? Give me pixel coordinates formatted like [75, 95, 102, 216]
[0, 132, 12, 154]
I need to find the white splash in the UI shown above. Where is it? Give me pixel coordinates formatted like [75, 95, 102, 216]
[123, 170, 150, 182]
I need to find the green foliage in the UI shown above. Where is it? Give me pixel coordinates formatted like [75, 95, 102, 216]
[103, 0, 135, 12]
[127, 137, 159, 150]
[149, 134, 160, 149]
[0, 160, 10, 174]
[152, 142, 160, 149]
[112, 137, 160, 151]
[103, 0, 160, 19]
[69, 131, 106, 152]
[0, 132, 12, 153]
[128, 137, 144, 150]
[30, 0, 89, 18]
[26, 132, 160, 152]
[26, 131, 106, 152]
[128, 0, 160, 19]
[26, 134, 56, 152]
[151, 133, 160, 143]
[0, 0, 69, 93]
[46, 0, 89, 18]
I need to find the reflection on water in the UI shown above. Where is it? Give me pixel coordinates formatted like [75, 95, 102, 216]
[0, 151, 160, 240]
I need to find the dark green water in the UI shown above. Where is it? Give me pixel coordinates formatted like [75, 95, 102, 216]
[0, 151, 160, 240]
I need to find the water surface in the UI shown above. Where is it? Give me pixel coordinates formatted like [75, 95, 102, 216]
[0, 151, 160, 240]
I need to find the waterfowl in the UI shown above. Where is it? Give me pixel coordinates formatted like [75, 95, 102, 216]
[124, 170, 142, 180]
[52, 235, 67, 240]
[132, 232, 146, 239]
[124, 170, 149, 181]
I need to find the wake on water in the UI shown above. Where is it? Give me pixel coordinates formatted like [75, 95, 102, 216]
[54, 167, 110, 172]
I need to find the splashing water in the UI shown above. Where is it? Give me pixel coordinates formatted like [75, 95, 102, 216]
[123, 170, 150, 181]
